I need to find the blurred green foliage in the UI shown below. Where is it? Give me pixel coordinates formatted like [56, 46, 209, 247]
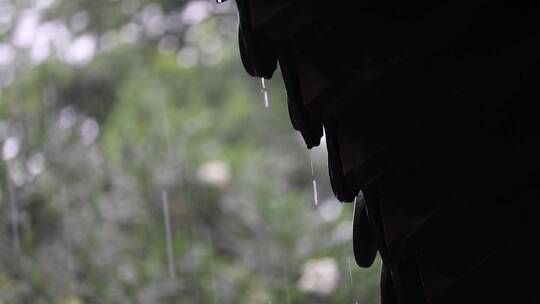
[0, 0, 380, 303]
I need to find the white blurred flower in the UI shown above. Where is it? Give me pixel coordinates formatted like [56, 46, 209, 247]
[141, 3, 165, 38]
[30, 27, 51, 63]
[12, 9, 40, 48]
[57, 106, 77, 130]
[46, 21, 72, 54]
[197, 160, 230, 187]
[64, 34, 96, 65]
[80, 118, 100, 145]
[27, 152, 45, 176]
[298, 257, 340, 296]
[26, 21, 70, 64]
[2, 136, 20, 160]
[119, 23, 141, 44]
[181, 1, 210, 25]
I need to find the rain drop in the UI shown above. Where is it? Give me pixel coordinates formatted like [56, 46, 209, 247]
[312, 179, 318, 206]
[310, 154, 318, 206]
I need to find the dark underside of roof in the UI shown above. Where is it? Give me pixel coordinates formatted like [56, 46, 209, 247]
[230, 1, 540, 303]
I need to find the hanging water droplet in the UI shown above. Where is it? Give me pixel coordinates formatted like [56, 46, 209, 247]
[161, 190, 175, 279]
[261, 78, 269, 108]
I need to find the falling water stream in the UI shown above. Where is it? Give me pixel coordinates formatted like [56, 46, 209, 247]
[261, 78, 269, 108]
[347, 256, 354, 286]
[159, 94, 176, 279]
[352, 196, 357, 228]
[162, 190, 176, 279]
[347, 253, 360, 304]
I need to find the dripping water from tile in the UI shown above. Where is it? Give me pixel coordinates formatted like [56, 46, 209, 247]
[261, 78, 269, 108]
[309, 151, 318, 206]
